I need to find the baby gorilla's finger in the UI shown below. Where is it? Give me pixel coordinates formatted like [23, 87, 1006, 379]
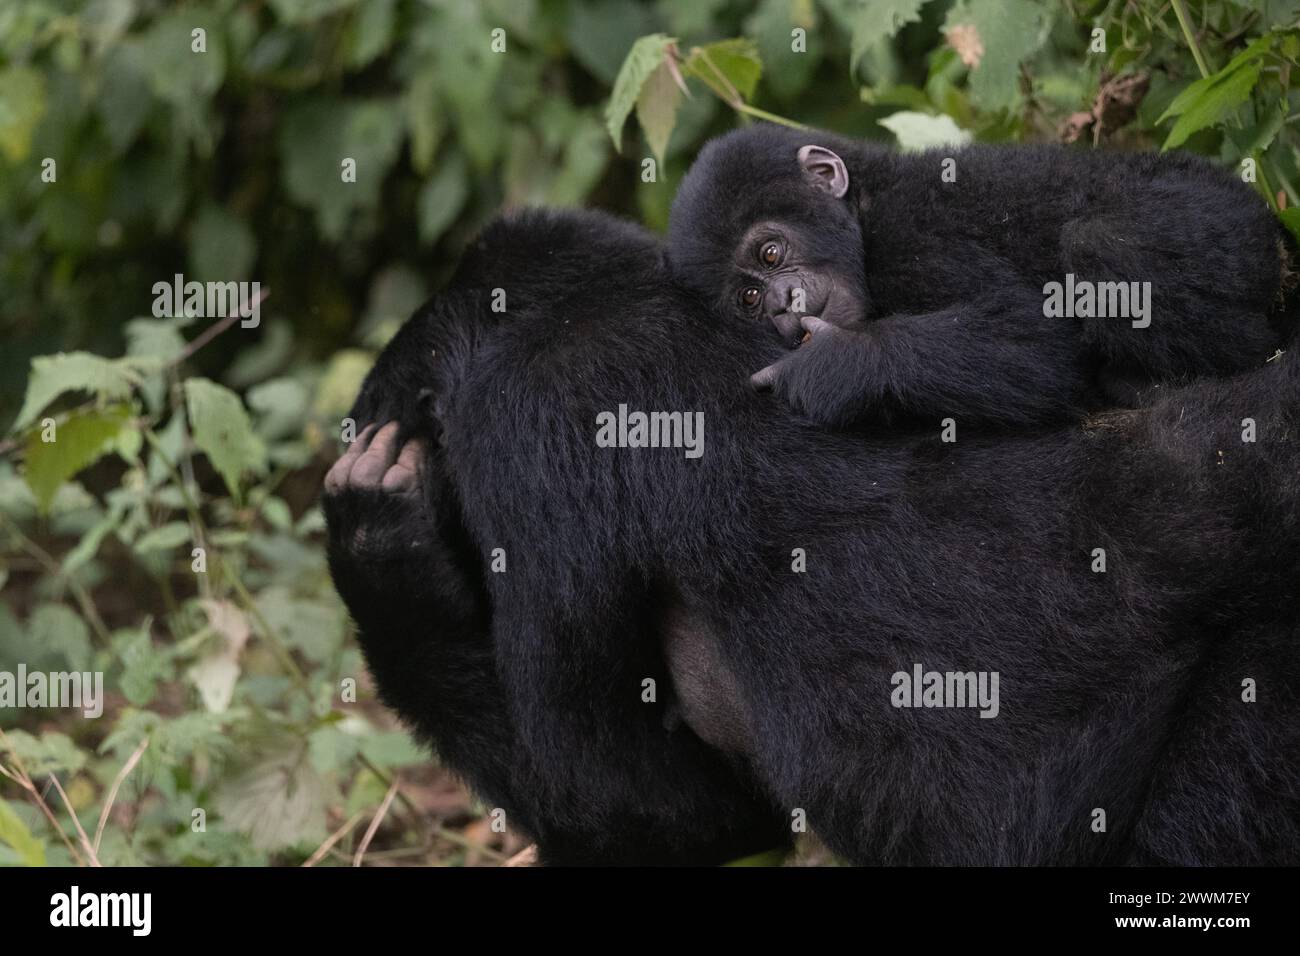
[349, 421, 403, 489]
[750, 364, 780, 391]
[799, 315, 833, 337]
[324, 423, 379, 493]
[381, 438, 427, 493]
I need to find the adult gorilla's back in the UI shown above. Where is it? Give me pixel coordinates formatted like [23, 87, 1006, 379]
[326, 207, 1300, 865]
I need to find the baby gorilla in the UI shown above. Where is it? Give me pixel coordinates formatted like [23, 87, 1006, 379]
[668, 124, 1294, 427]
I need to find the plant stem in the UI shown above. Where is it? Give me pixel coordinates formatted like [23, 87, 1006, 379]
[1171, 0, 1212, 78]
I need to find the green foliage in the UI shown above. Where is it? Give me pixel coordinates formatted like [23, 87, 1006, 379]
[4, 0, 1300, 869]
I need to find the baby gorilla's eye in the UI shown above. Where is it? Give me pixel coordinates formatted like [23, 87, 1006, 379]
[739, 286, 762, 309]
[759, 241, 782, 267]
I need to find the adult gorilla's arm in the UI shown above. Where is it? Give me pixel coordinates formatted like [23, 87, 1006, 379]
[324, 329, 788, 864]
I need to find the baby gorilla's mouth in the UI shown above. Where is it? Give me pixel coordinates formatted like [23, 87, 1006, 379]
[770, 281, 860, 347]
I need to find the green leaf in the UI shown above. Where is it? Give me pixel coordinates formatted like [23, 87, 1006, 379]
[417, 151, 469, 245]
[23, 405, 134, 514]
[0, 65, 47, 162]
[0, 798, 46, 867]
[267, 0, 359, 24]
[0, 730, 86, 776]
[748, 0, 822, 100]
[636, 61, 684, 166]
[840, 0, 930, 74]
[27, 603, 92, 671]
[345, 0, 395, 67]
[189, 205, 256, 283]
[569, 0, 660, 84]
[1159, 63, 1262, 150]
[943, 0, 1052, 112]
[606, 34, 675, 152]
[184, 378, 267, 498]
[13, 352, 143, 432]
[134, 521, 192, 553]
[684, 39, 763, 102]
[216, 749, 327, 851]
[878, 110, 972, 151]
[1278, 207, 1300, 243]
[279, 98, 405, 240]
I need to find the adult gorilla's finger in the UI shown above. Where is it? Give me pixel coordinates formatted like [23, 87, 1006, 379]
[382, 438, 427, 492]
[750, 364, 780, 391]
[324, 422, 378, 493]
[351, 421, 403, 488]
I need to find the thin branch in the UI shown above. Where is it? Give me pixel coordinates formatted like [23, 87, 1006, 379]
[1170, 0, 1212, 78]
[93, 737, 149, 854]
[303, 810, 366, 867]
[353, 777, 400, 867]
[47, 773, 101, 866]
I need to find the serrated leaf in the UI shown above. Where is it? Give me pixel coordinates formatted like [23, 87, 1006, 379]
[1160, 63, 1261, 150]
[841, 0, 929, 74]
[27, 603, 92, 671]
[0, 730, 86, 776]
[13, 352, 143, 431]
[23, 405, 134, 514]
[878, 110, 972, 151]
[605, 33, 675, 152]
[635, 61, 683, 166]
[944, 0, 1051, 111]
[0, 798, 46, 867]
[184, 378, 267, 498]
[684, 38, 763, 101]
[215, 750, 327, 851]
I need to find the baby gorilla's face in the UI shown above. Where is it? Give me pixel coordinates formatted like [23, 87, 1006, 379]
[728, 219, 869, 346]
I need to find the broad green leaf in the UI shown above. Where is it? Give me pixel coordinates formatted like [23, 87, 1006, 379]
[216, 749, 327, 851]
[27, 603, 92, 671]
[748, 0, 822, 100]
[1157, 35, 1274, 124]
[312, 349, 373, 419]
[13, 352, 142, 431]
[345, 0, 395, 67]
[878, 110, 972, 150]
[23, 405, 134, 513]
[184, 378, 267, 498]
[944, 0, 1052, 112]
[684, 39, 763, 102]
[189, 205, 256, 282]
[606, 34, 675, 152]
[417, 151, 469, 244]
[0, 799, 46, 867]
[1160, 63, 1261, 149]
[0, 65, 46, 162]
[279, 98, 405, 240]
[125, 317, 189, 363]
[636, 61, 684, 166]
[839, 0, 930, 74]
[569, 0, 659, 84]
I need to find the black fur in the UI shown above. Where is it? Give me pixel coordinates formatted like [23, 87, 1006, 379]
[667, 124, 1294, 427]
[325, 207, 1300, 865]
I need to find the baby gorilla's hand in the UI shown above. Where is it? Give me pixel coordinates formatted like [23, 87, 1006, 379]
[749, 316, 877, 427]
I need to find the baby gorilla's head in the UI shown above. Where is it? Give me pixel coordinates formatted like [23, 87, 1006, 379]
[668, 124, 870, 346]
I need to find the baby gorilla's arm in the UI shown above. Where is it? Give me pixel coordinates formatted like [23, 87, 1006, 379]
[753, 286, 1088, 427]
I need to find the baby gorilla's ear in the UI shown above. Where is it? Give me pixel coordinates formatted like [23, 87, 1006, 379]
[797, 145, 849, 199]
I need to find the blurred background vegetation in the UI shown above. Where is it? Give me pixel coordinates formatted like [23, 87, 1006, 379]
[0, 0, 1297, 867]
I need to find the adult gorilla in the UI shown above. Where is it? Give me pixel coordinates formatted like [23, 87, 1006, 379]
[323, 208, 1300, 866]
